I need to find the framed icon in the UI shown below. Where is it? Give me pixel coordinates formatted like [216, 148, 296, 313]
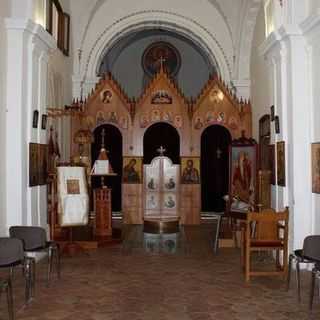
[229, 137, 258, 203]
[270, 105, 275, 121]
[277, 141, 286, 186]
[275, 116, 280, 134]
[32, 110, 39, 128]
[312, 142, 320, 193]
[41, 114, 48, 130]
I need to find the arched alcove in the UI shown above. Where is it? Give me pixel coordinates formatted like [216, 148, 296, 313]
[73, 6, 234, 99]
[143, 122, 180, 164]
[97, 29, 219, 98]
[201, 125, 232, 212]
[92, 124, 123, 212]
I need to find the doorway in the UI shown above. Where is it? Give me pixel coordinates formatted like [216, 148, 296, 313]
[201, 125, 232, 212]
[143, 122, 180, 164]
[91, 124, 123, 212]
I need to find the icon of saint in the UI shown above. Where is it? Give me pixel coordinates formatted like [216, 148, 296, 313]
[148, 195, 157, 209]
[123, 159, 140, 183]
[181, 159, 200, 184]
[148, 178, 156, 190]
[232, 151, 252, 202]
[165, 196, 175, 208]
[165, 177, 175, 189]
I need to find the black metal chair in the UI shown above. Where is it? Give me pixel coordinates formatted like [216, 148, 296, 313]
[300, 236, 320, 312]
[0, 237, 35, 307]
[0, 278, 14, 320]
[310, 262, 320, 312]
[205, 212, 223, 254]
[9, 226, 61, 286]
[287, 235, 320, 302]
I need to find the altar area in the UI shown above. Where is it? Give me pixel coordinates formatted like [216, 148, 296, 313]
[53, 63, 252, 230]
[44, 58, 276, 253]
[45, 38, 260, 248]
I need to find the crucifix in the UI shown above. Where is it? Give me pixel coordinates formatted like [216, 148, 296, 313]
[216, 148, 222, 159]
[101, 128, 106, 149]
[157, 146, 166, 156]
[158, 56, 166, 71]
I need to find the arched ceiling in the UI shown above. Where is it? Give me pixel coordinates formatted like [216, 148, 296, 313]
[99, 29, 218, 74]
[97, 28, 219, 98]
[75, 0, 261, 61]
[71, 0, 263, 92]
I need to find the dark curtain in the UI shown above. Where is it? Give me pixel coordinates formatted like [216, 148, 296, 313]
[143, 123, 180, 164]
[91, 124, 123, 212]
[201, 125, 231, 212]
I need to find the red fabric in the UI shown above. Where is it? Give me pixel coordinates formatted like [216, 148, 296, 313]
[251, 240, 283, 247]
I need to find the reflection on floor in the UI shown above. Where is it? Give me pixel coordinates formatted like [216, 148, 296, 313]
[0, 224, 319, 320]
[121, 225, 189, 255]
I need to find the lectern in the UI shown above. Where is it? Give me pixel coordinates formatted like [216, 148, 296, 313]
[91, 128, 116, 238]
[94, 188, 112, 236]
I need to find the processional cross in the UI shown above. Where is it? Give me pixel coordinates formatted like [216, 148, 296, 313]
[157, 146, 166, 156]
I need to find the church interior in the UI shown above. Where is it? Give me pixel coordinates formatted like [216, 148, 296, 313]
[1, 0, 320, 319]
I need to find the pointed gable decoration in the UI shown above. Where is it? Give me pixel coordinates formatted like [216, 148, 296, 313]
[136, 63, 190, 109]
[192, 74, 252, 138]
[84, 72, 132, 114]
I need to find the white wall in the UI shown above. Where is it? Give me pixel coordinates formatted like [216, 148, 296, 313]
[250, 5, 272, 140]
[1, 0, 72, 236]
[308, 0, 320, 13]
[46, 0, 72, 164]
[0, 0, 10, 235]
[250, 3, 279, 216]
[301, 13, 320, 235]
[28, 0, 72, 230]
[47, 49, 72, 162]
[258, 0, 319, 252]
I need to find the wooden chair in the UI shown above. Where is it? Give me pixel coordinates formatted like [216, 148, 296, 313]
[241, 207, 289, 282]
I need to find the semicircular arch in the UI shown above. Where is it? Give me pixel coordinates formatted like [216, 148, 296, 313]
[75, 5, 234, 97]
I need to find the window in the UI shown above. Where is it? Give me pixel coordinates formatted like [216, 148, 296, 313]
[264, 0, 275, 37]
[61, 13, 70, 56]
[44, 0, 70, 56]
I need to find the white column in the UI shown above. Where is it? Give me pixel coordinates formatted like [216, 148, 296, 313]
[232, 79, 251, 100]
[72, 75, 82, 99]
[38, 52, 50, 229]
[4, 18, 56, 234]
[72, 75, 100, 100]
[261, 26, 313, 251]
[5, 19, 33, 230]
[280, 28, 313, 249]
[301, 13, 320, 236]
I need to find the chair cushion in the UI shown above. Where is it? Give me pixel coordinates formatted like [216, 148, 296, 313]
[294, 249, 303, 257]
[9, 226, 47, 251]
[0, 238, 24, 266]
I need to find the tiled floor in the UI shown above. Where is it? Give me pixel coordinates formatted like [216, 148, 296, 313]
[1, 225, 319, 320]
